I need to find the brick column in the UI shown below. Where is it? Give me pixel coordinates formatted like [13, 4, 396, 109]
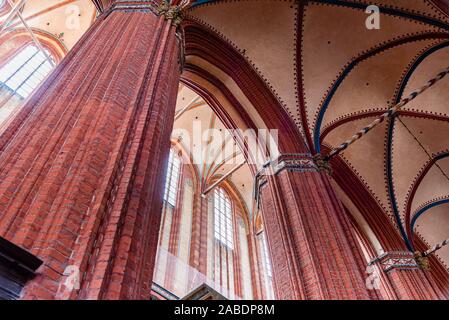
[189, 190, 209, 274]
[257, 154, 370, 300]
[0, 1, 182, 300]
[329, 152, 449, 299]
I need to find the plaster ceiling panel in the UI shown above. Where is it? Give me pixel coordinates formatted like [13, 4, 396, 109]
[391, 117, 433, 217]
[228, 164, 254, 214]
[22, 0, 96, 50]
[175, 84, 202, 112]
[301, 2, 442, 135]
[398, 116, 449, 156]
[320, 40, 436, 133]
[219, 132, 241, 166]
[172, 100, 214, 170]
[184, 56, 269, 133]
[411, 158, 449, 214]
[203, 119, 235, 171]
[211, 153, 245, 179]
[400, 45, 449, 117]
[324, 117, 390, 214]
[415, 202, 449, 269]
[356, 0, 449, 23]
[188, 0, 299, 124]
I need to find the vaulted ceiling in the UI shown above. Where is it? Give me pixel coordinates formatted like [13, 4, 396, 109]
[1, 0, 448, 268]
[187, 0, 449, 267]
[174, 84, 254, 215]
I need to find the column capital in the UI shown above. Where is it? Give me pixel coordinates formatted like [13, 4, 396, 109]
[101, 1, 184, 28]
[259, 153, 332, 176]
[257, 158, 370, 299]
[259, 153, 318, 176]
[156, 0, 184, 27]
[254, 153, 322, 203]
[271, 153, 318, 173]
[369, 251, 420, 272]
[103, 1, 157, 14]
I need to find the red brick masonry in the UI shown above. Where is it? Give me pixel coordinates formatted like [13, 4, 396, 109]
[0, 8, 180, 299]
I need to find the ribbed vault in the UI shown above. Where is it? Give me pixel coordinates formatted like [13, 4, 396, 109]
[186, 0, 449, 268]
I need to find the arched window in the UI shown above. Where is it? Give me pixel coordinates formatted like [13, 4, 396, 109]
[0, 44, 54, 98]
[163, 149, 180, 207]
[214, 187, 233, 249]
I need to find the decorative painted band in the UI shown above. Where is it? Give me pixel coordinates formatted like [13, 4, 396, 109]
[271, 153, 319, 174]
[100, 1, 158, 17]
[255, 153, 319, 179]
[100, 0, 184, 24]
[368, 251, 420, 272]
[253, 153, 323, 206]
[98, 0, 185, 66]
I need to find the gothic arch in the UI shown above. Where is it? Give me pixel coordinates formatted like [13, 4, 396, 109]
[213, 178, 251, 228]
[0, 28, 67, 134]
[181, 21, 307, 157]
[170, 138, 201, 193]
[0, 27, 67, 64]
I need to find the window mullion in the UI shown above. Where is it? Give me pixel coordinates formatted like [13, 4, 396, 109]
[165, 159, 173, 204]
[164, 157, 173, 201]
[2, 49, 39, 86]
[214, 188, 233, 250]
[163, 150, 180, 207]
[14, 58, 48, 96]
[0, 45, 54, 98]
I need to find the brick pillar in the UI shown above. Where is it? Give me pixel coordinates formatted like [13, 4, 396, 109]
[329, 152, 449, 299]
[189, 194, 209, 275]
[0, 1, 182, 300]
[257, 154, 370, 300]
